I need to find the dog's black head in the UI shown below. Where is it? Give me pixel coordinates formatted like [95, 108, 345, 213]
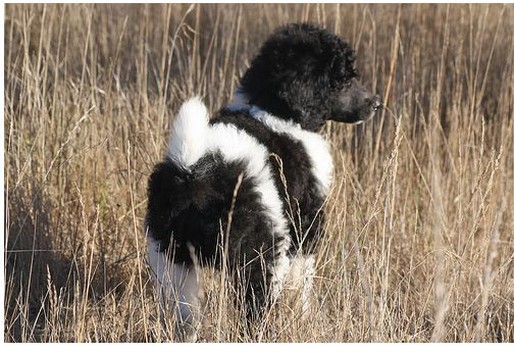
[240, 23, 381, 131]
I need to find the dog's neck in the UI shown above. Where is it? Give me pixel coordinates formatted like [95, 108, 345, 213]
[227, 89, 304, 131]
[226, 89, 252, 112]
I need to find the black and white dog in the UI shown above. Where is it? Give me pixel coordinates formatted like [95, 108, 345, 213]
[145, 23, 381, 340]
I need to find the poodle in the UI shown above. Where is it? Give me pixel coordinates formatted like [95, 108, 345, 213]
[145, 23, 381, 341]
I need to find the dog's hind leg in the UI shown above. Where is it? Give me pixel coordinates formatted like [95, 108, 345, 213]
[168, 262, 202, 341]
[148, 239, 203, 342]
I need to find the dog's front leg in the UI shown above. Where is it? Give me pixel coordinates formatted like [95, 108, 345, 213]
[284, 254, 315, 316]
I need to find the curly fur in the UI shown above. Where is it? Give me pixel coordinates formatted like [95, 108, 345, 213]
[240, 23, 358, 130]
[145, 22, 381, 341]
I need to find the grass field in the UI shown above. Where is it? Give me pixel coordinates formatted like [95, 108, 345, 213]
[4, 3, 514, 342]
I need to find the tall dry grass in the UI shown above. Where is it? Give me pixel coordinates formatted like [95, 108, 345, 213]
[4, 3, 514, 342]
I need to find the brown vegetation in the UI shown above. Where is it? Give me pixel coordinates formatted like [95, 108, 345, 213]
[4, 3, 514, 342]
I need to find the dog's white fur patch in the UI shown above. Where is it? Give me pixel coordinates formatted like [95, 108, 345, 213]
[250, 107, 333, 195]
[147, 238, 202, 341]
[167, 97, 210, 169]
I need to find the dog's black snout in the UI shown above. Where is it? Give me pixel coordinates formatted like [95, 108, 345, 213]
[370, 95, 382, 111]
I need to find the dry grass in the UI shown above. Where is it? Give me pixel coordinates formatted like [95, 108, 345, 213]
[4, 3, 514, 342]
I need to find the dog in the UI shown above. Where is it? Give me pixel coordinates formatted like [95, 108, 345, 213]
[145, 23, 381, 341]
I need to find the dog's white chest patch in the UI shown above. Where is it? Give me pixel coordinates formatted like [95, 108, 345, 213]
[249, 107, 334, 195]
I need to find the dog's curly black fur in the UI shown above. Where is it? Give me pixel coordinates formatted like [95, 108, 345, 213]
[145, 23, 381, 340]
[241, 23, 359, 130]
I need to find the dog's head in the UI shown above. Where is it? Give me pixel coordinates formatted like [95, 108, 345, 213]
[240, 23, 381, 131]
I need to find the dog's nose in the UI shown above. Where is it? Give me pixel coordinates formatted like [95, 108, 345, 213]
[370, 95, 382, 111]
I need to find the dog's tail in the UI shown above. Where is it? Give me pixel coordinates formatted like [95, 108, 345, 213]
[167, 97, 210, 169]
